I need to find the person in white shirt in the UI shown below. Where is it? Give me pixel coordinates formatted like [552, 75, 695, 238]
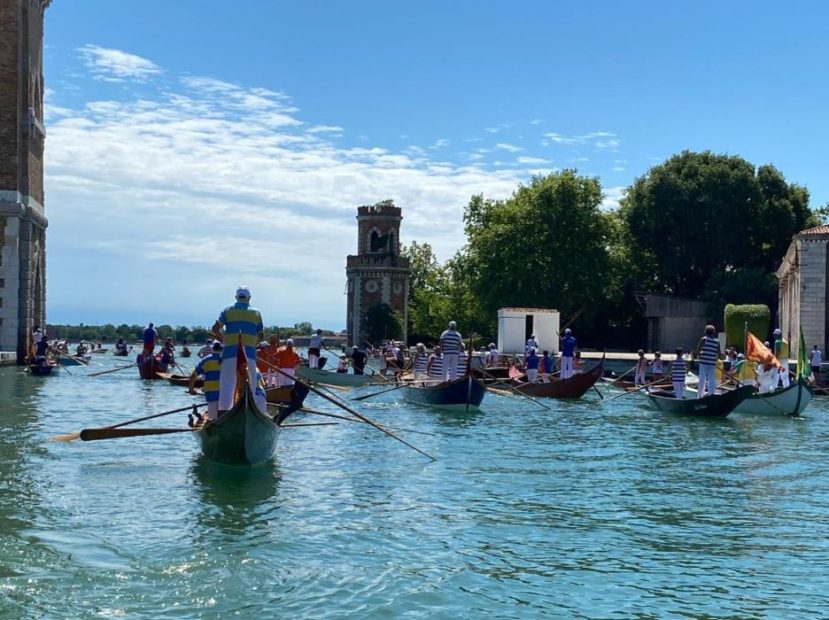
[810, 345, 823, 384]
[307, 329, 324, 369]
[487, 343, 500, 367]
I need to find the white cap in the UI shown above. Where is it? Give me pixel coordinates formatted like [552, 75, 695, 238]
[236, 285, 251, 299]
[286, 338, 294, 345]
[449, 320, 457, 328]
[773, 328, 782, 335]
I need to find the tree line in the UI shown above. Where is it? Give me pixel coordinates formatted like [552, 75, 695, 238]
[399, 150, 817, 349]
[46, 322, 339, 343]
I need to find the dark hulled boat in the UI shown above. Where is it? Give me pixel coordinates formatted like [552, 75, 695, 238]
[402, 374, 487, 410]
[157, 372, 203, 388]
[645, 385, 755, 418]
[136, 352, 162, 380]
[29, 362, 56, 376]
[509, 357, 605, 399]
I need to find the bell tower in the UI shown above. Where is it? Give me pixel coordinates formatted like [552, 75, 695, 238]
[346, 200, 410, 347]
[0, 0, 50, 360]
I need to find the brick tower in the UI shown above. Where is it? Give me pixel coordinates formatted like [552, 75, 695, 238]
[0, 0, 50, 360]
[346, 201, 410, 348]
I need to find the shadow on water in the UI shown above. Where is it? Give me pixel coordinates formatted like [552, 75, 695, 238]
[188, 456, 282, 533]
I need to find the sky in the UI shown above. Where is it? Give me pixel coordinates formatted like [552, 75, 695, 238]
[42, 0, 829, 331]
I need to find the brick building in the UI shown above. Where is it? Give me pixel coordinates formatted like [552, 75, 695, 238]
[345, 202, 410, 348]
[777, 225, 829, 357]
[0, 0, 50, 359]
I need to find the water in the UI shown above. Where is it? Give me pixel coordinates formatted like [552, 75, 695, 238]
[2, 353, 829, 618]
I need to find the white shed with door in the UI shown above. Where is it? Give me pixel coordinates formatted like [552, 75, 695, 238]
[497, 308, 561, 355]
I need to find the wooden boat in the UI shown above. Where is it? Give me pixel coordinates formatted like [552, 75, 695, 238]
[157, 372, 203, 388]
[91, 348, 109, 354]
[29, 362, 56, 376]
[180, 346, 192, 358]
[136, 352, 162, 380]
[507, 357, 605, 399]
[684, 378, 813, 416]
[296, 365, 382, 389]
[645, 385, 755, 418]
[402, 374, 487, 411]
[195, 379, 308, 465]
[113, 347, 130, 356]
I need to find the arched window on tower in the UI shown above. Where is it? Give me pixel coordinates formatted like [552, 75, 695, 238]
[369, 228, 390, 253]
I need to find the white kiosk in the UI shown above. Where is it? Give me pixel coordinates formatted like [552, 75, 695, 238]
[497, 307, 561, 355]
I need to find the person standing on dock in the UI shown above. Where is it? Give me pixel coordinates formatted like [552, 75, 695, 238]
[810, 345, 822, 385]
[560, 328, 577, 379]
[308, 329, 324, 369]
[440, 321, 463, 381]
[212, 285, 264, 412]
[189, 341, 223, 421]
[693, 324, 722, 398]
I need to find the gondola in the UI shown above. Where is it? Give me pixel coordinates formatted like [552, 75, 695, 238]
[684, 378, 813, 416]
[402, 374, 487, 411]
[645, 384, 755, 418]
[113, 347, 130, 356]
[180, 346, 192, 358]
[28, 361, 56, 376]
[136, 352, 162, 380]
[507, 356, 605, 399]
[57, 354, 90, 366]
[195, 381, 307, 466]
[156, 372, 203, 388]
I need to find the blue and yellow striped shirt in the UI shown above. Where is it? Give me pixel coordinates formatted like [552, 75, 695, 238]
[195, 353, 222, 402]
[218, 302, 263, 361]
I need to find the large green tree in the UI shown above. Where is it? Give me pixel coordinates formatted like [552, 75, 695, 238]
[461, 171, 615, 337]
[620, 151, 816, 302]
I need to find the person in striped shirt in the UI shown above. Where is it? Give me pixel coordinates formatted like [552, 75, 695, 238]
[212, 285, 265, 412]
[439, 321, 464, 381]
[412, 343, 429, 381]
[427, 345, 444, 381]
[670, 348, 688, 399]
[693, 324, 722, 398]
[189, 341, 223, 420]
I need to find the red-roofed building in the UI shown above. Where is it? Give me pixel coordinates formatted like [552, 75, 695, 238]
[776, 225, 829, 356]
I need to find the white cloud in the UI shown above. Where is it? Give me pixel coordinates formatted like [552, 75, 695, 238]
[516, 156, 550, 165]
[543, 130, 621, 150]
[495, 142, 522, 152]
[77, 44, 161, 82]
[602, 186, 626, 210]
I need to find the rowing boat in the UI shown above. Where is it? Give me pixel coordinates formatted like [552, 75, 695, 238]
[156, 372, 203, 388]
[684, 378, 813, 416]
[296, 365, 383, 389]
[508, 357, 604, 399]
[645, 385, 755, 418]
[29, 362, 56, 376]
[57, 355, 90, 366]
[402, 374, 487, 411]
[136, 352, 162, 380]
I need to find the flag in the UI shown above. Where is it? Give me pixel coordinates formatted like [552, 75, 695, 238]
[797, 329, 811, 381]
[745, 331, 781, 368]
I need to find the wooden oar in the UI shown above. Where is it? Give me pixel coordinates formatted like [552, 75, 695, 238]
[605, 377, 669, 401]
[478, 368, 553, 411]
[260, 359, 435, 462]
[281, 422, 338, 428]
[80, 427, 196, 441]
[295, 406, 437, 436]
[88, 362, 138, 377]
[50, 402, 207, 442]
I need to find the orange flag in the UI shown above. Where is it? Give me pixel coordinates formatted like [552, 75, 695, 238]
[745, 331, 781, 368]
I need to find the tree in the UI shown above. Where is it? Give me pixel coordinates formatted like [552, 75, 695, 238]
[620, 151, 818, 299]
[363, 303, 403, 344]
[461, 171, 615, 338]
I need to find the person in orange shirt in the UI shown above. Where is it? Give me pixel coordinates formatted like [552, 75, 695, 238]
[274, 338, 302, 386]
[256, 335, 280, 386]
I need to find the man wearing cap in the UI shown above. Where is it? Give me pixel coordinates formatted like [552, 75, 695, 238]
[212, 286, 265, 411]
[693, 324, 722, 398]
[190, 341, 223, 420]
[308, 328, 324, 369]
[560, 328, 578, 379]
[274, 338, 302, 386]
[439, 320, 464, 381]
[350, 345, 367, 375]
[772, 329, 790, 388]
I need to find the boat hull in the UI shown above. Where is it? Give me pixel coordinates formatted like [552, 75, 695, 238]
[403, 375, 487, 411]
[157, 372, 202, 388]
[29, 364, 55, 376]
[195, 387, 280, 466]
[296, 365, 381, 388]
[684, 379, 813, 416]
[511, 358, 604, 399]
[136, 353, 161, 380]
[646, 385, 755, 417]
[57, 355, 89, 366]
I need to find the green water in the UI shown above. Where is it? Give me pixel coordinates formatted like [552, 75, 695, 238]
[2, 354, 829, 618]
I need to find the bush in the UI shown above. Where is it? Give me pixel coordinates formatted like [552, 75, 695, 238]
[724, 304, 770, 348]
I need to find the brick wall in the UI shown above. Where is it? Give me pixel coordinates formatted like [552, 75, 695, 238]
[0, 2, 21, 190]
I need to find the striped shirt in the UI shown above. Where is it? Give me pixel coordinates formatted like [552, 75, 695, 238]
[195, 353, 222, 402]
[428, 354, 444, 379]
[413, 352, 429, 374]
[671, 358, 688, 381]
[697, 336, 720, 366]
[440, 329, 463, 355]
[218, 302, 263, 361]
[457, 350, 468, 375]
[652, 359, 663, 374]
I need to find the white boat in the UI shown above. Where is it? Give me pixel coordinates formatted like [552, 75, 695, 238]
[296, 365, 384, 389]
[685, 378, 812, 416]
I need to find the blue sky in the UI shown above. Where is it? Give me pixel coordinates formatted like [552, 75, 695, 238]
[43, 1, 829, 330]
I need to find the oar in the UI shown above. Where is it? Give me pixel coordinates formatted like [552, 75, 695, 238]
[281, 422, 338, 428]
[260, 359, 435, 462]
[605, 377, 669, 402]
[295, 406, 437, 436]
[50, 402, 207, 442]
[88, 362, 138, 377]
[478, 368, 553, 411]
[80, 427, 196, 441]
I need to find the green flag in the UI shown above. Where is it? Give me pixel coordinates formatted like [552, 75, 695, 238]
[797, 329, 811, 381]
